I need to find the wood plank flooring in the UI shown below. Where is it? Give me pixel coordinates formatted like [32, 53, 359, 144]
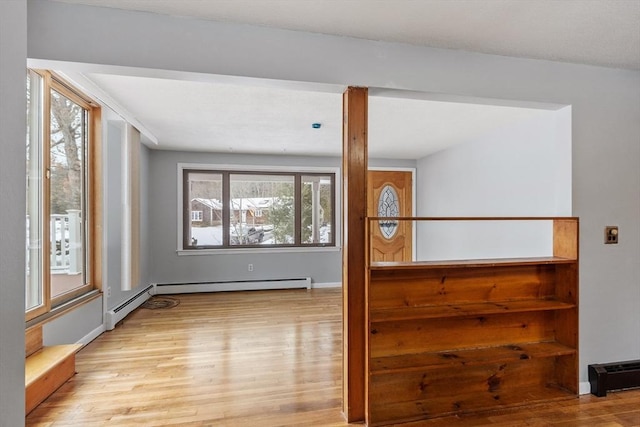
[26, 288, 639, 426]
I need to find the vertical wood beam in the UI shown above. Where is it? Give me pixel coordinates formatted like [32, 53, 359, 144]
[342, 86, 367, 422]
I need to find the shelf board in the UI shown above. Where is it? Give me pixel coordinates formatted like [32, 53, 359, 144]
[370, 298, 575, 323]
[368, 383, 576, 426]
[370, 341, 576, 375]
[370, 256, 576, 271]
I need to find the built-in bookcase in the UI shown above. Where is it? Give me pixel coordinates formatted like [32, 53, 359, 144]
[365, 218, 578, 426]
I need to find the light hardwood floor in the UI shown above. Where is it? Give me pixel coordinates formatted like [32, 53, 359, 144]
[26, 288, 639, 426]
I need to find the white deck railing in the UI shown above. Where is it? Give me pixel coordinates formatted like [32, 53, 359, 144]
[49, 210, 82, 273]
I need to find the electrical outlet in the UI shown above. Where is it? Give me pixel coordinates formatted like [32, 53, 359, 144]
[248, 264, 254, 272]
[107, 286, 112, 297]
[605, 226, 619, 244]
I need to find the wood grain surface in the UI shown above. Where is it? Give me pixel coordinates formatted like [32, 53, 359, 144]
[25, 288, 638, 426]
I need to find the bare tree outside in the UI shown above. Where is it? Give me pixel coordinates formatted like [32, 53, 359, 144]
[50, 89, 84, 215]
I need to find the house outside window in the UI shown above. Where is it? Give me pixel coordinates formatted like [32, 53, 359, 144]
[182, 167, 336, 249]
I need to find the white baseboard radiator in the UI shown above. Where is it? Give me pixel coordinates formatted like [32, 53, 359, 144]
[105, 284, 154, 330]
[155, 277, 311, 295]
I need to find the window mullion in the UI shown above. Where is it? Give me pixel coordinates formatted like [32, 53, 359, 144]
[222, 172, 230, 247]
[294, 174, 302, 245]
[330, 174, 336, 246]
[183, 169, 191, 248]
[42, 72, 53, 314]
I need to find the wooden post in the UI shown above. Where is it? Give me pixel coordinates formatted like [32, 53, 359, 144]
[342, 86, 367, 422]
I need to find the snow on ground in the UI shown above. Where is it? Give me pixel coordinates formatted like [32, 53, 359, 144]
[191, 225, 275, 245]
[190, 224, 331, 246]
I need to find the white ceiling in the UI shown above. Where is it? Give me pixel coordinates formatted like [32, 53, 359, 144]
[51, 0, 637, 158]
[85, 72, 551, 159]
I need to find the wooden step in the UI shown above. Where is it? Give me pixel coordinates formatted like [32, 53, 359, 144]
[25, 344, 82, 414]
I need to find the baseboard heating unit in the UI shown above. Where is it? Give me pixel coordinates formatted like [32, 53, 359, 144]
[105, 284, 154, 330]
[155, 277, 311, 295]
[588, 359, 640, 397]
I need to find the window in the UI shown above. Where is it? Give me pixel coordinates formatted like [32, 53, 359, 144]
[182, 168, 335, 249]
[26, 70, 101, 321]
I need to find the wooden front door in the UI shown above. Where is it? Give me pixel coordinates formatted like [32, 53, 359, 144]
[367, 170, 413, 262]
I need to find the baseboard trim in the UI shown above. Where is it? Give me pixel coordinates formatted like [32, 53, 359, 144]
[311, 282, 341, 288]
[77, 324, 105, 347]
[155, 278, 311, 294]
[579, 381, 591, 395]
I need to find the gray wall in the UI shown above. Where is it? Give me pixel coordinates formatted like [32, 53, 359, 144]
[105, 121, 152, 310]
[23, 0, 640, 389]
[42, 298, 103, 345]
[149, 151, 410, 285]
[148, 151, 342, 286]
[140, 140, 151, 288]
[35, 114, 154, 345]
[149, 151, 415, 285]
[0, 1, 27, 424]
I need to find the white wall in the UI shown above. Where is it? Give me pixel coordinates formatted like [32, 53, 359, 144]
[0, 1, 27, 424]
[23, 0, 640, 392]
[415, 106, 571, 260]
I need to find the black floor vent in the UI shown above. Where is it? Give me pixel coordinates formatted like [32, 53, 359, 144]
[588, 359, 640, 397]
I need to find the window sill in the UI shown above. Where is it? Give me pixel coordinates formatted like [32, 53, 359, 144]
[177, 246, 341, 256]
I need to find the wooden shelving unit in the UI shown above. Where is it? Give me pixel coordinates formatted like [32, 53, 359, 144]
[365, 218, 579, 426]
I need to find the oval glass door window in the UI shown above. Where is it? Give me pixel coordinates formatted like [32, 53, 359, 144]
[378, 185, 400, 239]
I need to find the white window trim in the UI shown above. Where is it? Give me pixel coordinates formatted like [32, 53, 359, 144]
[176, 163, 341, 255]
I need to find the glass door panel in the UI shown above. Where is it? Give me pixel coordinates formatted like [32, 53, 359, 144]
[26, 71, 44, 313]
[49, 89, 88, 301]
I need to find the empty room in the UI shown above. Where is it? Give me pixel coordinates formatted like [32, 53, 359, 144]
[1, 1, 639, 426]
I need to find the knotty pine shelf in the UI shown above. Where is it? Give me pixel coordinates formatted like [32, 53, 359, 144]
[370, 341, 577, 375]
[370, 298, 575, 322]
[369, 255, 576, 271]
[369, 382, 575, 426]
[365, 217, 579, 426]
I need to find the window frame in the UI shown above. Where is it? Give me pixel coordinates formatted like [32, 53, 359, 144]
[178, 163, 340, 254]
[26, 69, 102, 322]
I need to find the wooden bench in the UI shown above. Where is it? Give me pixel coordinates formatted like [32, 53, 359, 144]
[25, 325, 82, 414]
